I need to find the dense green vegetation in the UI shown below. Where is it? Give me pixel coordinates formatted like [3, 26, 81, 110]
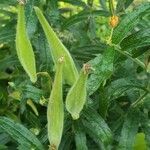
[0, 0, 149, 149]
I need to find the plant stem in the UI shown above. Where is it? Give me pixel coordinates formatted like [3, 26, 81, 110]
[107, 28, 114, 44]
[114, 46, 146, 70]
[109, 0, 115, 15]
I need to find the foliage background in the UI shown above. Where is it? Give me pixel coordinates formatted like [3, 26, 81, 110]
[0, 0, 150, 149]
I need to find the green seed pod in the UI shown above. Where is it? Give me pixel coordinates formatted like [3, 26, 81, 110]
[16, 4, 37, 83]
[47, 57, 64, 150]
[34, 7, 78, 85]
[66, 64, 91, 120]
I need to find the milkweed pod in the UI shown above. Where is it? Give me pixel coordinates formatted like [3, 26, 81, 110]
[109, 15, 119, 28]
[16, 4, 37, 83]
[66, 64, 91, 120]
[47, 57, 64, 150]
[34, 7, 78, 85]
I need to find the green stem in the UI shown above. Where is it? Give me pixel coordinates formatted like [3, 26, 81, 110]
[109, 0, 115, 15]
[114, 46, 146, 70]
[107, 28, 114, 44]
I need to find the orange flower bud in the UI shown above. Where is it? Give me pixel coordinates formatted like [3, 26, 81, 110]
[109, 15, 119, 28]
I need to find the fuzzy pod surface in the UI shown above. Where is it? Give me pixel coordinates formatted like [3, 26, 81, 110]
[47, 57, 64, 150]
[16, 4, 37, 83]
[66, 64, 90, 120]
[34, 7, 78, 85]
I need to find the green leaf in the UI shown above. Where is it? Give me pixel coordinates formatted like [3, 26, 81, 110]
[0, 56, 18, 71]
[112, 3, 150, 44]
[82, 107, 112, 146]
[0, 117, 44, 150]
[74, 121, 88, 150]
[131, 45, 150, 58]
[116, 0, 134, 13]
[106, 77, 146, 101]
[25, 0, 38, 38]
[87, 46, 115, 95]
[99, 0, 107, 10]
[0, 0, 16, 6]
[120, 29, 150, 50]
[118, 109, 141, 150]
[59, 133, 73, 150]
[0, 145, 7, 150]
[22, 85, 44, 103]
[17, 144, 32, 150]
[0, 133, 11, 145]
[59, 0, 86, 7]
[32, 31, 53, 72]
[0, 21, 16, 44]
[62, 9, 109, 29]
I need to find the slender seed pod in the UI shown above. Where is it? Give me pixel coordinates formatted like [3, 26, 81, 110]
[109, 15, 119, 28]
[34, 7, 78, 85]
[47, 57, 64, 150]
[16, 4, 37, 83]
[66, 64, 91, 120]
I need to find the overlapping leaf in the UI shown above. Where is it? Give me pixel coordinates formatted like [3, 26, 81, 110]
[118, 109, 141, 149]
[120, 28, 150, 50]
[88, 46, 115, 95]
[82, 107, 112, 147]
[74, 121, 88, 150]
[112, 2, 150, 44]
[0, 117, 44, 150]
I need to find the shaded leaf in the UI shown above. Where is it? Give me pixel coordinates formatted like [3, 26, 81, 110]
[74, 121, 88, 150]
[120, 29, 150, 50]
[118, 109, 141, 149]
[82, 107, 112, 146]
[62, 9, 109, 29]
[59, 0, 86, 7]
[0, 117, 44, 150]
[87, 46, 115, 95]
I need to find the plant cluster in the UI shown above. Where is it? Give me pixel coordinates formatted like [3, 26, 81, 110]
[0, 0, 149, 150]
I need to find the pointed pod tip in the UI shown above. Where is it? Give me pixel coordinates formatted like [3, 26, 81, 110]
[30, 76, 37, 83]
[72, 113, 79, 120]
[83, 63, 93, 74]
[17, 0, 27, 5]
[49, 144, 57, 150]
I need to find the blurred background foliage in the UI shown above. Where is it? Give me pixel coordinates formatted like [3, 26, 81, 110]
[0, 0, 150, 149]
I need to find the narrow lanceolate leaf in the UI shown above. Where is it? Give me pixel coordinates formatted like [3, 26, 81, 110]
[116, 0, 134, 13]
[118, 109, 141, 150]
[66, 64, 90, 120]
[34, 7, 78, 85]
[62, 9, 109, 29]
[59, 0, 86, 7]
[82, 107, 112, 146]
[112, 3, 150, 44]
[0, 117, 44, 150]
[47, 57, 64, 149]
[120, 29, 150, 50]
[74, 121, 88, 150]
[16, 4, 37, 83]
[88, 46, 115, 95]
